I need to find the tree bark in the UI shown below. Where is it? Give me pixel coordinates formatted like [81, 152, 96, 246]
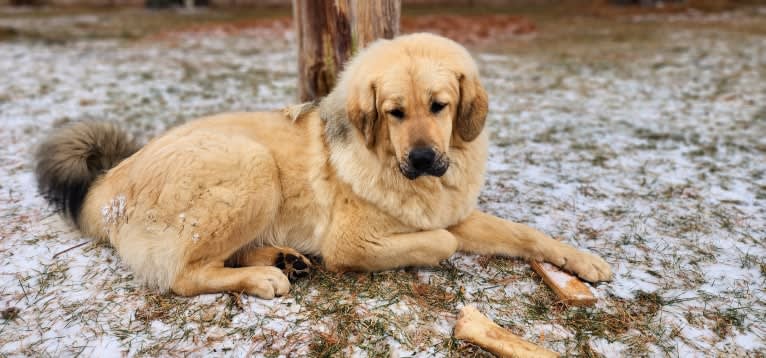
[350, 1, 400, 49]
[293, 0, 401, 102]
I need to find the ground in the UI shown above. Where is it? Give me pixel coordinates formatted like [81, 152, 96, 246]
[1, 4, 765, 357]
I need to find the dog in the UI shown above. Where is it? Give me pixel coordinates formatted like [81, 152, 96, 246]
[35, 33, 612, 298]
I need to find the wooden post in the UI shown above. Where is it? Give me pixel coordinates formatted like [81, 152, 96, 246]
[293, 0, 401, 102]
[350, 1, 400, 48]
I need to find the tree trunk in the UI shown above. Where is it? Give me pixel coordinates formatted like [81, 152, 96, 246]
[350, 1, 400, 49]
[293, 0, 401, 102]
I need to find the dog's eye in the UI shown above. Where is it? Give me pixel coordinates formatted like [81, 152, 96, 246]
[431, 102, 446, 114]
[389, 109, 405, 119]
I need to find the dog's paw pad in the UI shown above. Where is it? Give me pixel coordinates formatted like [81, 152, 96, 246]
[274, 252, 312, 282]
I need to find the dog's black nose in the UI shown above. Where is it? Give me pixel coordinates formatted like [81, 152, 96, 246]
[408, 147, 436, 171]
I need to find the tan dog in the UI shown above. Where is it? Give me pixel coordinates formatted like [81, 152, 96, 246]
[35, 33, 612, 298]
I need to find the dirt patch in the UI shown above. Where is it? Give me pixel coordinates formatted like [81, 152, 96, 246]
[149, 14, 536, 45]
[0, 26, 18, 40]
[590, 0, 739, 17]
[145, 16, 293, 42]
[401, 14, 536, 44]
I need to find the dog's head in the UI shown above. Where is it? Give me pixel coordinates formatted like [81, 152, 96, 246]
[323, 33, 488, 180]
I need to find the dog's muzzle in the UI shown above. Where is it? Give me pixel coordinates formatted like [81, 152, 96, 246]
[399, 147, 449, 180]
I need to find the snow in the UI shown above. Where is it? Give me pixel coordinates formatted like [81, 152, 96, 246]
[590, 338, 628, 357]
[101, 194, 127, 227]
[1, 8, 765, 357]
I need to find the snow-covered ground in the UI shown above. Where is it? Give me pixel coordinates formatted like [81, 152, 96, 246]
[0, 9, 764, 357]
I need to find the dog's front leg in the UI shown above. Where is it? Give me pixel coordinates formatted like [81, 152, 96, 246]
[322, 229, 458, 272]
[448, 210, 612, 282]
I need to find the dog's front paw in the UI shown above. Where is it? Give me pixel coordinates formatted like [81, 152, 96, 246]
[547, 248, 613, 283]
[274, 252, 312, 282]
[246, 267, 291, 299]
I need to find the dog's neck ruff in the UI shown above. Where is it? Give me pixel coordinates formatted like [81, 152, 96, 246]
[323, 117, 488, 230]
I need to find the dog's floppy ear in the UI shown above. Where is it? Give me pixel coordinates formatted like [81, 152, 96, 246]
[455, 73, 488, 142]
[346, 81, 379, 148]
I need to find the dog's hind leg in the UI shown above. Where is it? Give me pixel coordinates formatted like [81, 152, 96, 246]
[228, 246, 312, 282]
[119, 132, 292, 298]
[171, 264, 290, 298]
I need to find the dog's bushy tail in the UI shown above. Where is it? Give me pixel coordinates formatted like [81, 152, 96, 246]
[35, 121, 139, 228]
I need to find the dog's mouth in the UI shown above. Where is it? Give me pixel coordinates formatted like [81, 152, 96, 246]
[398, 156, 450, 180]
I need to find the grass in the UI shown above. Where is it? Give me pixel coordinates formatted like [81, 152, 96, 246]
[294, 268, 462, 356]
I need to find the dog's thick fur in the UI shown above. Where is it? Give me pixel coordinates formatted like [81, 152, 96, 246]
[36, 33, 612, 298]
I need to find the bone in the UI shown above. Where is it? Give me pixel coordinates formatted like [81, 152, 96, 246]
[529, 260, 597, 307]
[453, 306, 558, 358]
